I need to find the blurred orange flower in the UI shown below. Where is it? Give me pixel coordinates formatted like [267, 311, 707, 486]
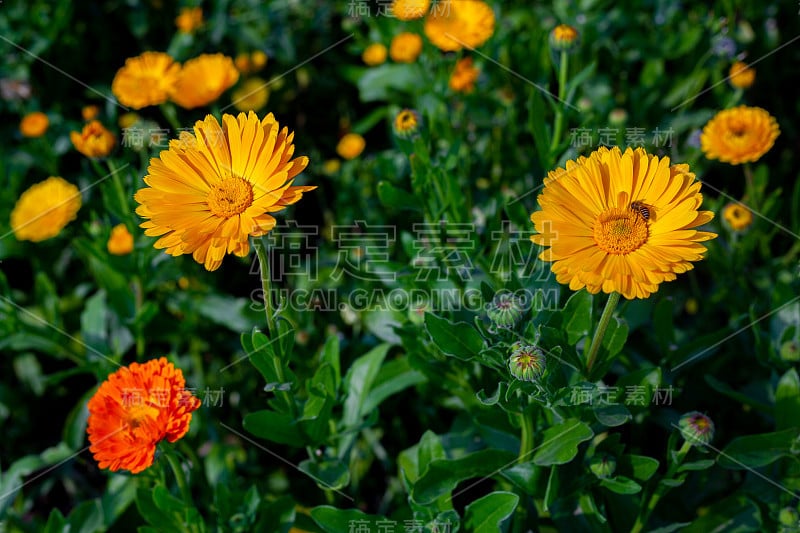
[112, 52, 181, 109]
[424, 0, 495, 52]
[108, 224, 134, 255]
[70, 120, 116, 158]
[175, 7, 203, 33]
[701, 106, 779, 165]
[11, 177, 81, 242]
[362, 43, 388, 66]
[390, 32, 423, 63]
[392, 0, 429, 20]
[336, 133, 365, 160]
[449, 57, 479, 93]
[19, 112, 49, 137]
[171, 54, 239, 109]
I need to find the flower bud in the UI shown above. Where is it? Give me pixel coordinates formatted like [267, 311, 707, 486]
[509, 344, 546, 382]
[550, 24, 580, 52]
[393, 109, 421, 138]
[678, 411, 714, 446]
[487, 292, 525, 328]
[589, 454, 617, 479]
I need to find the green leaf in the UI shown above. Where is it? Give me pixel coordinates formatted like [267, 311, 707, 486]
[356, 64, 425, 102]
[243, 410, 305, 446]
[320, 335, 341, 393]
[342, 344, 390, 425]
[463, 491, 519, 531]
[618, 455, 659, 481]
[533, 419, 594, 466]
[310, 506, 394, 533]
[424, 313, 484, 361]
[377, 181, 422, 212]
[775, 368, 800, 430]
[563, 291, 592, 346]
[593, 404, 632, 427]
[704, 375, 771, 413]
[678, 459, 715, 472]
[681, 495, 761, 533]
[255, 496, 296, 532]
[66, 499, 105, 533]
[134, 488, 183, 531]
[412, 449, 517, 504]
[653, 297, 675, 353]
[362, 356, 426, 414]
[718, 428, 800, 469]
[43, 509, 67, 533]
[299, 459, 351, 491]
[600, 475, 641, 495]
[500, 462, 540, 496]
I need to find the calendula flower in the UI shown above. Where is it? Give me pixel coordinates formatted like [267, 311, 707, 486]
[235, 51, 268, 74]
[171, 54, 239, 109]
[70, 120, 116, 158]
[729, 61, 755, 89]
[722, 202, 753, 231]
[231, 77, 269, 112]
[108, 224, 134, 255]
[530, 146, 716, 300]
[550, 24, 580, 51]
[701, 106, 779, 165]
[11, 177, 81, 242]
[112, 52, 181, 109]
[509, 343, 546, 382]
[175, 6, 203, 33]
[393, 109, 421, 138]
[134, 111, 313, 271]
[390, 32, 423, 63]
[82, 105, 99, 121]
[87, 358, 201, 473]
[678, 411, 714, 446]
[336, 133, 365, 160]
[362, 43, 388, 66]
[449, 57, 480, 93]
[487, 292, 525, 328]
[19, 112, 49, 137]
[392, 0, 429, 20]
[424, 0, 495, 52]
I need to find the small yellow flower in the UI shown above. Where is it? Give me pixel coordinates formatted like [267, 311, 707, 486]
[118, 112, 141, 129]
[107, 224, 134, 255]
[175, 7, 203, 33]
[701, 106, 779, 165]
[722, 202, 753, 231]
[11, 177, 81, 242]
[231, 77, 269, 112]
[424, 0, 495, 52]
[19, 112, 49, 137]
[550, 24, 580, 51]
[112, 52, 181, 109]
[322, 159, 341, 175]
[449, 57, 479, 93]
[729, 61, 755, 89]
[362, 43, 388, 67]
[336, 133, 365, 160]
[171, 54, 239, 109]
[70, 120, 116, 158]
[82, 105, 100, 121]
[250, 51, 268, 71]
[392, 0, 430, 20]
[235, 51, 268, 74]
[390, 32, 423, 63]
[393, 109, 421, 137]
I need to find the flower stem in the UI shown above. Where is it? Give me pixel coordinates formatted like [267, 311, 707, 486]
[254, 238, 276, 339]
[549, 50, 570, 154]
[162, 448, 194, 532]
[585, 291, 621, 374]
[159, 103, 183, 133]
[630, 440, 692, 533]
[518, 411, 535, 462]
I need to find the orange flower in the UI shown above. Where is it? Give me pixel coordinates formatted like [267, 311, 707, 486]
[362, 43, 388, 66]
[424, 0, 495, 52]
[111, 52, 181, 110]
[70, 120, 116, 158]
[108, 224, 134, 255]
[390, 32, 423, 63]
[171, 54, 239, 109]
[19, 112, 49, 137]
[87, 358, 201, 474]
[449, 57, 480, 93]
[175, 7, 203, 33]
[82, 105, 100, 121]
[729, 61, 755, 89]
[392, 0, 430, 20]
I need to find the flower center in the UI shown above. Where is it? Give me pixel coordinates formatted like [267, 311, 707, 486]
[593, 207, 649, 255]
[124, 403, 160, 430]
[207, 177, 253, 218]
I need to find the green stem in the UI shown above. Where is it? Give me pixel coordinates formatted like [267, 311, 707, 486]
[106, 158, 132, 221]
[549, 50, 569, 154]
[159, 103, 183, 133]
[585, 291, 621, 374]
[254, 238, 276, 338]
[630, 440, 692, 533]
[518, 411, 535, 462]
[163, 448, 194, 532]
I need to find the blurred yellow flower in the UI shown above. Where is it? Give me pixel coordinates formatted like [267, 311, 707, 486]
[390, 32, 423, 63]
[11, 177, 81, 242]
[322, 159, 341, 175]
[118, 112, 140, 129]
[424, 0, 495, 52]
[392, 0, 429, 20]
[530, 146, 716, 299]
[362, 43, 388, 66]
[722, 202, 753, 231]
[449, 57, 479, 93]
[175, 7, 203, 33]
[231, 77, 270, 112]
[701, 106, 779, 165]
[336, 133, 365, 160]
[235, 51, 268, 74]
[171, 54, 239, 109]
[134, 112, 313, 271]
[393, 109, 420, 137]
[70, 120, 116, 158]
[19, 112, 49, 137]
[82, 105, 99, 121]
[729, 61, 755, 89]
[112, 52, 181, 109]
[251, 51, 268, 71]
[550, 24, 580, 51]
[107, 224, 134, 255]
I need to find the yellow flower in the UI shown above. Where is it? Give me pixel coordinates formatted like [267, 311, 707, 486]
[701, 106, 779, 165]
[250, 51, 268, 71]
[19, 112, 49, 137]
[134, 112, 313, 271]
[171, 54, 239, 110]
[231, 77, 269, 112]
[449, 57, 479, 93]
[392, 0, 430, 20]
[722, 202, 753, 231]
[530, 146, 716, 300]
[82, 105, 99, 121]
[336, 133, 365, 160]
[108, 224, 134, 255]
[112, 52, 181, 110]
[729, 61, 755, 89]
[175, 7, 203, 33]
[424, 0, 495, 52]
[70, 120, 116, 158]
[362, 43, 388, 66]
[390, 32, 423, 63]
[322, 158, 341, 175]
[393, 109, 421, 137]
[11, 177, 81, 242]
[550, 24, 580, 51]
[118, 112, 141, 129]
[235, 51, 268, 74]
